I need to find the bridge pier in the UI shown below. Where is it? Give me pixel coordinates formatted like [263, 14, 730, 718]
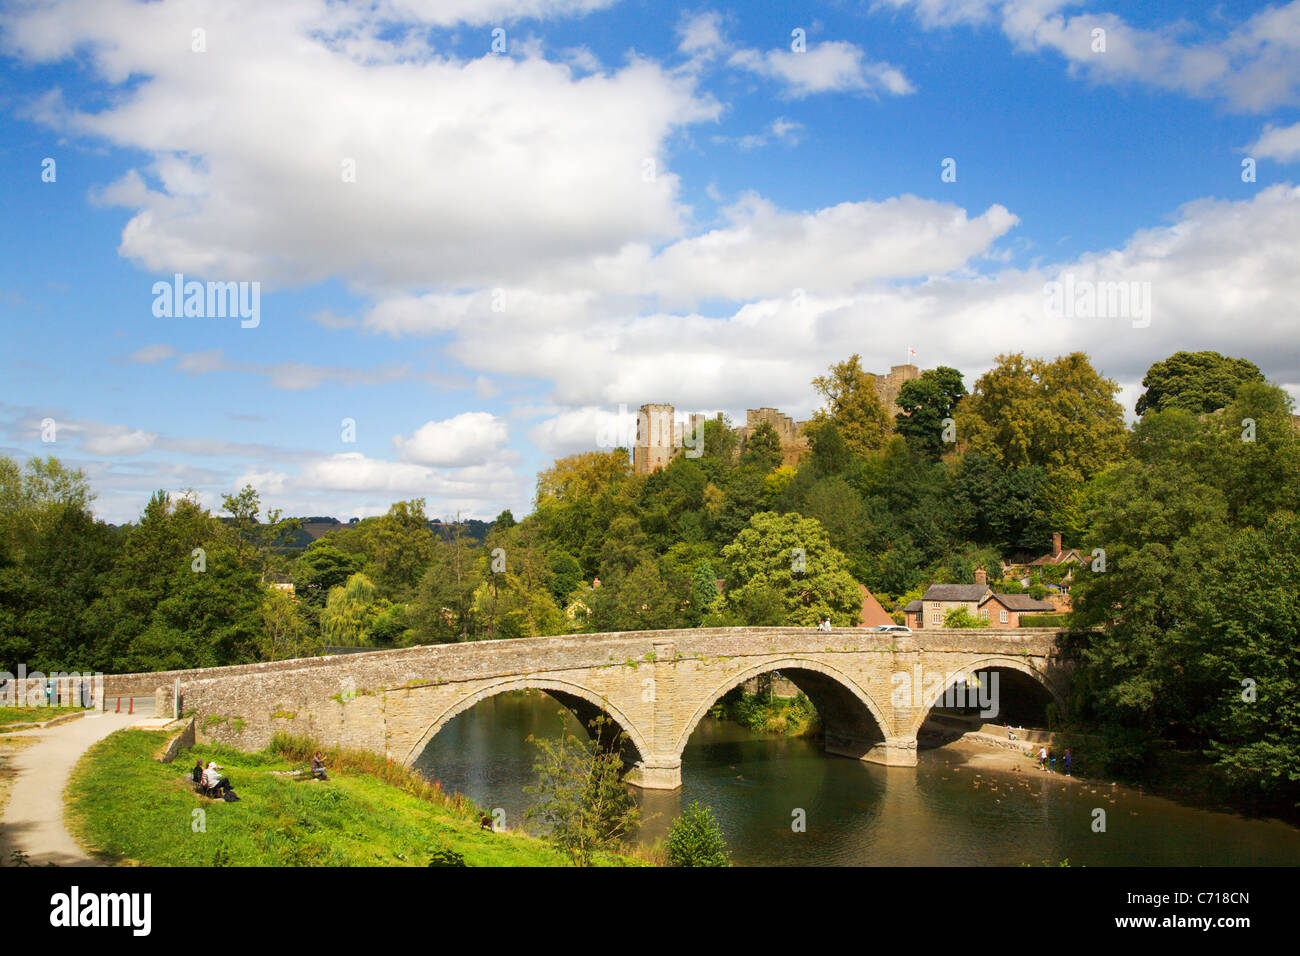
[822, 727, 918, 768]
[860, 736, 919, 767]
[626, 757, 682, 790]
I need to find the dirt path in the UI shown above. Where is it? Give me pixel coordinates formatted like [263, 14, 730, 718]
[0, 711, 170, 866]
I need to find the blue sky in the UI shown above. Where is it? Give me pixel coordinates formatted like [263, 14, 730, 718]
[2, 0, 1299, 523]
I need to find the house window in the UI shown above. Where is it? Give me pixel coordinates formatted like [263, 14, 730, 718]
[980, 608, 989, 620]
[999, 610, 1009, 624]
[931, 612, 942, 625]
[930, 602, 940, 609]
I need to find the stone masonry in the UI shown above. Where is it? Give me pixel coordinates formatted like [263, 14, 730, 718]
[632, 364, 922, 475]
[110, 626, 1079, 790]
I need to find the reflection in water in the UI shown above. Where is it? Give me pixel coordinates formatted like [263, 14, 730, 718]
[413, 691, 1300, 866]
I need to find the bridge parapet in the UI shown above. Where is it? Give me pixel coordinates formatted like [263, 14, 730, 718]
[109, 627, 1084, 790]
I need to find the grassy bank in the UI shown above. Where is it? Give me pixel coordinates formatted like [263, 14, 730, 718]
[0, 705, 84, 731]
[65, 729, 630, 866]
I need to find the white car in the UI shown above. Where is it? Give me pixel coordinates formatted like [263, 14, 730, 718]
[870, 624, 912, 633]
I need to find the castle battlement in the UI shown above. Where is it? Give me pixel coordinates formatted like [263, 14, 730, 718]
[629, 364, 921, 474]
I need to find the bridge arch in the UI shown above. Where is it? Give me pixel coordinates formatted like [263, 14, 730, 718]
[676, 657, 892, 762]
[909, 655, 1067, 738]
[399, 677, 652, 769]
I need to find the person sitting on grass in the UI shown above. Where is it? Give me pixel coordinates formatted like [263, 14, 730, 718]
[192, 759, 205, 784]
[203, 761, 239, 800]
[311, 750, 328, 781]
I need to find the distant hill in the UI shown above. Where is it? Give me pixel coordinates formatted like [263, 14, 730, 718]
[275, 515, 494, 551]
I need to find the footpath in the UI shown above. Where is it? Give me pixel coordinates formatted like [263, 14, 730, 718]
[0, 709, 172, 866]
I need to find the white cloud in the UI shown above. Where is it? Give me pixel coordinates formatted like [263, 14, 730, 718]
[357, 193, 1018, 334]
[393, 412, 510, 467]
[162, 348, 411, 390]
[677, 11, 727, 57]
[726, 116, 805, 150]
[728, 40, 914, 98]
[884, 0, 1300, 112]
[240, 450, 531, 521]
[128, 343, 176, 364]
[79, 423, 159, 456]
[1247, 121, 1300, 162]
[440, 184, 1300, 415]
[527, 405, 636, 457]
[3, 0, 720, 290]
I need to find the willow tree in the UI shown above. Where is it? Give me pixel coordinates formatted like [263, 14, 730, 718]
[321, 572, 388, 646]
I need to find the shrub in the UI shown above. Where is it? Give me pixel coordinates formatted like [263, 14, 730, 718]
[1019, 614, 1067, 628]
[428, 847, 467, 867]
[666, 802, 729, 867]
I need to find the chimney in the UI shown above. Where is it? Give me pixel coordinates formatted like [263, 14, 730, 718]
[974, 565, 987, 587]
[1052, 532, 1062, 557]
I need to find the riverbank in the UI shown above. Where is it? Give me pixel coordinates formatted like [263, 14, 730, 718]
[930, 736, 1095, 782]
[711, 690, 821, 737]
[65, 729, 640, 866]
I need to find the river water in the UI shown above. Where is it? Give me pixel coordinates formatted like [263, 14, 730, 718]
[411, 691, 1300, 866]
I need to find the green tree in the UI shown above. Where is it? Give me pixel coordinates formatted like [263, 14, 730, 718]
[1, 456, 95, 551]
[953, 455, 1056, 553]
[808, 420, 852, 476]
[220, 485, 300, 574]
[409, 538, 485, 643]
[85, 490, 262, 672]
[666, 801, 730, 867]
[256, 588, 320, 660]
[956, 352, 1126, 485]
[320, 573, 388, 646]
[1197, 513, 1300, 803]
[811, 354, 893, 457]
[1135, 350, 1265, 417]
[589, 559, 678, 632]
[547, 550, 585, 604]
[362, 499, 434, 600]
[690, 561, 720, 623]
[294, 541, 363, 608]
[524, 717, 640, 866]
[720, 511, 861, 626]
[894, 366, 967, 459]
[700, 415, 738, 465]
[943, 607, 983, 628]
[741, 421, 784, 471]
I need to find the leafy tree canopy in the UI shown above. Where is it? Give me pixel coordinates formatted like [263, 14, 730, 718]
[1135, 350, 1265, 417]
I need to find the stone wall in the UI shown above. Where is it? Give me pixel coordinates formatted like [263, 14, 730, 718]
[115, 626, 1077, 790]
[869, 363, 921, 415]
[739, 408, 810, 467]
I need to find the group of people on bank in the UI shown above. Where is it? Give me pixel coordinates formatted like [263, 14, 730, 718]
[190, 750, 329, 801]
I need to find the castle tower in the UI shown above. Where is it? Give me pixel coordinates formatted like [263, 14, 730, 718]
[633, 403, 676, 474]
[871, 363, 920, 416]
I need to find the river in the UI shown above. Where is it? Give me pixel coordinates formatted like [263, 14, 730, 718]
[411, 691, 1300, 866]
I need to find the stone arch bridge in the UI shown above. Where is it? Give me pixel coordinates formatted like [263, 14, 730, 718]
[107, 627, 1081, 789]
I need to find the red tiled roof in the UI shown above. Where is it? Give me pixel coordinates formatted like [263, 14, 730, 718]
[856, 583, 894, 627]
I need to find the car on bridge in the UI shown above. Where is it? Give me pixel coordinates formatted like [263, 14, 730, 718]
[869, 624, 912, 633]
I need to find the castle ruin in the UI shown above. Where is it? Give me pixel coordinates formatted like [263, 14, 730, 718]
[631, 363, 921, 475]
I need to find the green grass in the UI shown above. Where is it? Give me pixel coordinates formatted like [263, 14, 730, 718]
[65, 729, 623, 867]
[0, 705, 83, 730]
